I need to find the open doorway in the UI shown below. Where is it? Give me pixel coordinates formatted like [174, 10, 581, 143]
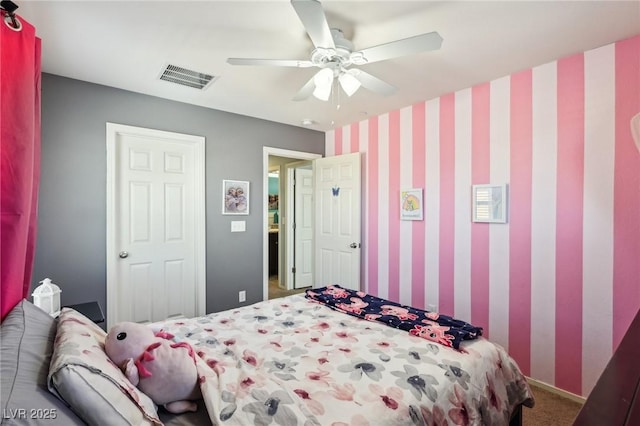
[263, 148, 322, 301]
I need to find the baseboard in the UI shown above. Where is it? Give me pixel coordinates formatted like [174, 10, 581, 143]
[526, 377, 586, 405]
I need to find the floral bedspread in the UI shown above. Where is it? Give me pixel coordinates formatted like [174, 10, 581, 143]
[152, 294, 534, 426]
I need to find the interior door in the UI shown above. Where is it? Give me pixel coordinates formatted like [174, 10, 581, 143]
[106, 123, 206, 327]
[294, 167, 313, 288]
[314, 152, 362, 290]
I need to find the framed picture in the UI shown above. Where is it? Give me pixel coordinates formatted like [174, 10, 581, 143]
[222, 180, 249, 215]
[400, 188, 423, 220]
[268, 194, 278, 211]
[472, 184, 508, 223]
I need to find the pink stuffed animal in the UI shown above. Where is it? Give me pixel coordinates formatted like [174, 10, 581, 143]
[104, 322, 201, 414]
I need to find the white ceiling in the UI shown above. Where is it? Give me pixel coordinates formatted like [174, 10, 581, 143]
[15, 1, 640, 132]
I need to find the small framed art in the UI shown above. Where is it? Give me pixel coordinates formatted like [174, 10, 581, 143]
[400, 188, 423, 220]
[222, 180, 249, 215]
[472, 184, 508, 223]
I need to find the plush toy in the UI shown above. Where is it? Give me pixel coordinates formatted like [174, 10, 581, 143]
[104, 322, 201, 414]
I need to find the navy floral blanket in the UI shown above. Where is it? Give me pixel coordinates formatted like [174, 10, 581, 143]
[305, 285, 483, 350]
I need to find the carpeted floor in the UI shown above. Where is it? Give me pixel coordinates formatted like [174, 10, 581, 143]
[268, 275, 308, 299]
[523, 384, 583, 425]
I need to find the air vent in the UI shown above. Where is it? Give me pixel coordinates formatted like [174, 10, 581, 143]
[159, 64, 217, 90]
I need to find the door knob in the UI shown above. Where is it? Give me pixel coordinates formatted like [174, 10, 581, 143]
[118, 251, 129, 259]
[349, 243, 360, 249]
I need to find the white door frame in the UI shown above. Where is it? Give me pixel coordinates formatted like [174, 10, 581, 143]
[106, 123, 206, 327]
[263, 147, 321, 301]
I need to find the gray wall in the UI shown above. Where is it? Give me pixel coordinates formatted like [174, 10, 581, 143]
[33, 74, 324, 324]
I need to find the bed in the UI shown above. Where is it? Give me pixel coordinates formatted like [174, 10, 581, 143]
[1, 286, 534, 425]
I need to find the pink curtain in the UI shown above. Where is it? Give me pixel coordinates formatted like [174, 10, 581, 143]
[0, 11, 41, 321]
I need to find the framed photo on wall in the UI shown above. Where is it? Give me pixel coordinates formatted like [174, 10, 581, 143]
[472, 184, 508, 223]
[222, 180, 249, 215]
[400, 188, 423, 220]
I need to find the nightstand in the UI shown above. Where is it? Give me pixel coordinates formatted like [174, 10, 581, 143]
[65, 301, 105, 324]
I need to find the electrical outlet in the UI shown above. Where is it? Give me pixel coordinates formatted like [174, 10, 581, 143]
[239, 290, 246, 303]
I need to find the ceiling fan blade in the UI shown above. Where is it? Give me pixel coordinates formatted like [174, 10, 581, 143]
[350, 69, 396, 96]
[292, 75, 317, 101]
[227, 58, 314, 68]
[357, 31, 443, 64]
[291, 0, 335, 49]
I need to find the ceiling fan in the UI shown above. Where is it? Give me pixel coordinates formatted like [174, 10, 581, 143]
[227, 0, 443, 101]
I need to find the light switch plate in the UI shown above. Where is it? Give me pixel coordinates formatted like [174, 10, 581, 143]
[231, 221, 246, 232]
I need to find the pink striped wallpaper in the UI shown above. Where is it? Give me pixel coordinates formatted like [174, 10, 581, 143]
[325, 35, 640, 397]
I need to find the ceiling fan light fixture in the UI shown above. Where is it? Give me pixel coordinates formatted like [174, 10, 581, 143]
[312, 85, 331, 101]
[338, 71, 361, 97]
[312, 68, 333, 101]
[227, 1, 443, 103]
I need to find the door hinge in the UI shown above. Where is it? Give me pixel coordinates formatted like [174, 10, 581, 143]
[292, 267, 296, 274]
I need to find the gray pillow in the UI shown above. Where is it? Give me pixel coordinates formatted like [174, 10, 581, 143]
[0, 299, 84, 425]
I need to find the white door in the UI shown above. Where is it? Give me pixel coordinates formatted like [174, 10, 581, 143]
[314, 152, 361, 290]
[294, 167, 314, 289]
[106, 123, 206, 328]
